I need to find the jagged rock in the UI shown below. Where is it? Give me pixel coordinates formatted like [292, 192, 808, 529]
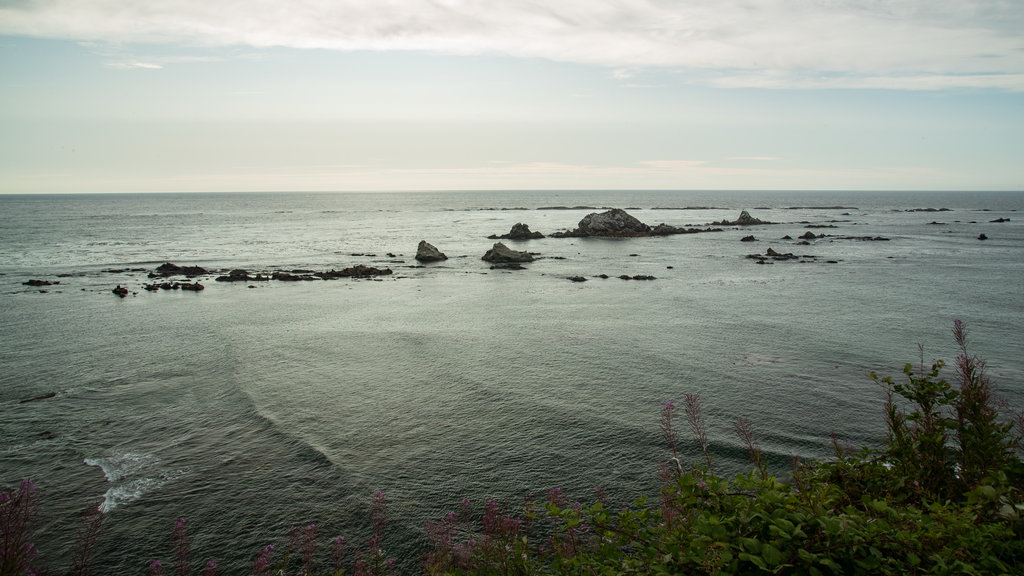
[716, 210, 769, 226]
[112, 285, 129, 297]
[151, 262, 209, 278]
[741, 235, 757, 242]
[978, 233, 988, 240]
[990, 218, 1010, 223]
[179, 282, 204, 291]
[489, 223, 544, 240]
[567, 276, 587, 282]
[482, 242, 534, 263]
[799, 231, 820, 240]
[415, 240, 448, 262]
[23, 279, 57, 287]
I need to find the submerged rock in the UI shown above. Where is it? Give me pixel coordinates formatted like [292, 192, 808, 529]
[415, 240, 448, 262]
[482, 242, 534, 263]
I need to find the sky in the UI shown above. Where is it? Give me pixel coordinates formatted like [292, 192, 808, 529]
[1, 0, 1022, 193]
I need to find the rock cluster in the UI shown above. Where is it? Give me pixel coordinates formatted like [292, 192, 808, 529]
[488, 223, 544, 240]
[550, 208, 721, 238]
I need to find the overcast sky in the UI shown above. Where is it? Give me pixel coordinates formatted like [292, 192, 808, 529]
[1, 0, 1022, 193]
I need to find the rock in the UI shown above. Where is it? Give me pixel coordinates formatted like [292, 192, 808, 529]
[978, 233, 988, 240]
[741, 235, 757, 242]
[799, 231, 820, 240]
[567, 276, 587, 282]
[482, 242, 534, 263]
[990, 217, 1010, 223]
[179, 282, 204, 291]
[576, 208, 650, 236]
[317, 265, 393, 279]
[716, 210, 769, 226]
[489, 223, 544, 240]
[151, 262, 209, 278]
[19, 391, 57, 404]
[216, 269, 256, 282]
[112, 285, 129, 297]
[23, 279, 57, 286]
[415, 240, 448, 262]
[489, 262, 526, 270]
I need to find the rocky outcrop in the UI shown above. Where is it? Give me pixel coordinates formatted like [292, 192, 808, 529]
[549, 208, 723, 238]
[716, 210, 769, 226]
[482, 242, 534, 263]
[489, 222, 544, 240]
[415, 240, 448, 262]
[575, 208, 650, 237]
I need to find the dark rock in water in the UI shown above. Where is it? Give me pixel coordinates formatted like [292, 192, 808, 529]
[112, 285, 129, 297]
[415, 240, 448, 262]
[781, 235, 793, 240]
[179, 282, 204, 291]
[217, 269, 254, 282]
[567, 276, 587, 282]
[978, 233, 988, 240]
[595, 274, 610, 279]
[549, 208, 722, 237]
[740, 235, 757, 242]
[550, 208, 650, 237]
[23, 279, 57, 287]
[716, 210, 770, 226]
[20, 391, 57, 404]
[990, 217, 1010, 223]
[152, 262, 209, 278]
[488, 223, 544, 240]
[748, 248, 805, 263]
[799, 231, 820, 240]
[577, 208, 650, 237]
[482, 242, 534, 263]
[318, 265, 393, 279]
[489, 262, 526, 270]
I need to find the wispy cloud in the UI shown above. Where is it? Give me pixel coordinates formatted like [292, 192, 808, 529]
[2, 0, 1022, 90]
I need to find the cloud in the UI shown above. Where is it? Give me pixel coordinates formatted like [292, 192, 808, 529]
[2, 0, 1023, 90]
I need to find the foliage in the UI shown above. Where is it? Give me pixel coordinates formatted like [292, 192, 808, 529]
[423, 321, 1024, 575]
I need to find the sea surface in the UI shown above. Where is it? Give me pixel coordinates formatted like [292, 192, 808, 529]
[1, 190, 1022, 573]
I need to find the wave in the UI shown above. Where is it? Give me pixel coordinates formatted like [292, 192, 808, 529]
[83, 452, 188, 513]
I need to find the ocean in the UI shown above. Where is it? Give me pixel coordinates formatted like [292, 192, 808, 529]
[1, 190, 1022, 573]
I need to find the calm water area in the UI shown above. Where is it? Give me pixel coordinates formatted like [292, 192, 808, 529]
[1, 190, 1022, 572]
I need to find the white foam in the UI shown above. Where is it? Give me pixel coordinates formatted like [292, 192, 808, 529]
[84, 452, 183, 513]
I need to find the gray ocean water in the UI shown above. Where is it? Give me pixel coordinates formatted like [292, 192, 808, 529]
[1, 190, 1022, 573]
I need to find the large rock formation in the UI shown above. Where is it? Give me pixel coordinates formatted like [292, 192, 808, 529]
[415, 240, 448, 262]
[482, 242, 534, 263]
[488, 222, 544, 240]
[550, 208, 723, 238]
